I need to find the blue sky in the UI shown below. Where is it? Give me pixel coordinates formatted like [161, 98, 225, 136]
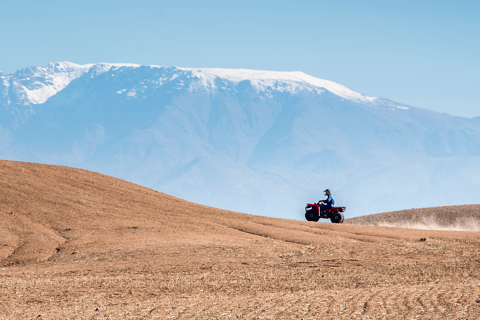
[1, 0, 479, 117]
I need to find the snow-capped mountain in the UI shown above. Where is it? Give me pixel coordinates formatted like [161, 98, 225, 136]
[1, 62, 479, 218]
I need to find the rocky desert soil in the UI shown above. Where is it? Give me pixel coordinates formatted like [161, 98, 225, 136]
[0, 160, 479, 319]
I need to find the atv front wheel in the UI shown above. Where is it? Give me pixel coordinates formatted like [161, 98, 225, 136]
[305, 210, 320, 222]
[330, 212, 344, 224]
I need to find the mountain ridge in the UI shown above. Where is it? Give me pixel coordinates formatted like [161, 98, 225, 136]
[0, 62, 479, 219]
[1, 61, 396, 108]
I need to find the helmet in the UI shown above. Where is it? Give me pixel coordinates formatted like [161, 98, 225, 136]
[324, 189, 331, 193]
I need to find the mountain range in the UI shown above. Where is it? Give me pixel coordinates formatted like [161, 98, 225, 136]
[1, 61, 479, 219]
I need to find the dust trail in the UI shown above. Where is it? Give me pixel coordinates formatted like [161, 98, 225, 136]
[372, 217, 480, 232]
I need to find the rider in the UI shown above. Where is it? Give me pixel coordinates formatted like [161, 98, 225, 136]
[318, 189, 335, 213]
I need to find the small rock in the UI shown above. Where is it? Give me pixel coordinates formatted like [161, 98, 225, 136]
[95, 308, 99, 311]
[420, 238, 426, 242]
[10, 212, 13, 215]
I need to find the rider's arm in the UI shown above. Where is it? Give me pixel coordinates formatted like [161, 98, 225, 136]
[326, 194, 332, 204]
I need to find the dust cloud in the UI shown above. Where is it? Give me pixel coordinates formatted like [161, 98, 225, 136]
[371, 217, 480, 232]
[346, 205, 480, 232]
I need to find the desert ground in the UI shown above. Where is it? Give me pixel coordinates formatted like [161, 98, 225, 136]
[0, 160, 479, 319]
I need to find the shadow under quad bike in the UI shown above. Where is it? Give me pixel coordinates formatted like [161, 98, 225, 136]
[305, 202, 345, 223]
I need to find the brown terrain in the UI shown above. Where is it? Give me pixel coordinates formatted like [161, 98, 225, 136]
[0, 160, 479, 319]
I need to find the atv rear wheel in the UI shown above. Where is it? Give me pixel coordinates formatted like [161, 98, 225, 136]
[330, 212, 344, 224]
[305, 210, 320, 222]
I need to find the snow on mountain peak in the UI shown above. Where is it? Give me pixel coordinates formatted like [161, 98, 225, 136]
[1, 61, 147, 106]
[87, 62, 142, 77]
[2, 61, 382, 107]
[1, 61, 93, 105]
[181, 67, 380, 104]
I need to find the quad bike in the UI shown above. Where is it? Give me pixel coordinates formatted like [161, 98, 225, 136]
[305, 202, 345, 223]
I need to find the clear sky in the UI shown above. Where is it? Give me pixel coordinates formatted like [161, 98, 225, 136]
[1, 0, 479, 117]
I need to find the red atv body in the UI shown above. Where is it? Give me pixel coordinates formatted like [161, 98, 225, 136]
[305, 203, 345, 223]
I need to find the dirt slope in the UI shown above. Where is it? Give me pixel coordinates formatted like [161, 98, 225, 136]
[0, 160, 479, 319]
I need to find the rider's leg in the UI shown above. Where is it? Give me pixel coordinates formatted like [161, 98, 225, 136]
[321, 204, 333, 214]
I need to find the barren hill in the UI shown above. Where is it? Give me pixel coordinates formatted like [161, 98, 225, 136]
[1, 160, 479, 319]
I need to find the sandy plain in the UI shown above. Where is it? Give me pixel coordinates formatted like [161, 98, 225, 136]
[0, 160, 479, 319]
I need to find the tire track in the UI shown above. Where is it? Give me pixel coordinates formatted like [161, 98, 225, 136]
[336, 289, 363, 318]
[271, 294, 302, 317]
[417, 284, 438, 314]
[383, 285, 406, 317]
[297, 290, 331, 319]
[467, 283, 480, 317]
[363, 287, 390, 318]
[405, 285, 426, 319]
[132, 283, 480, 319]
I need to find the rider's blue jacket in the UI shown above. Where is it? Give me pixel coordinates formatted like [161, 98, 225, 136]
[324, 194, 335, 208]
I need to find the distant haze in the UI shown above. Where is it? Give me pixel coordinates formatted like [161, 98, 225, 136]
[1, 62, 479, 219]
